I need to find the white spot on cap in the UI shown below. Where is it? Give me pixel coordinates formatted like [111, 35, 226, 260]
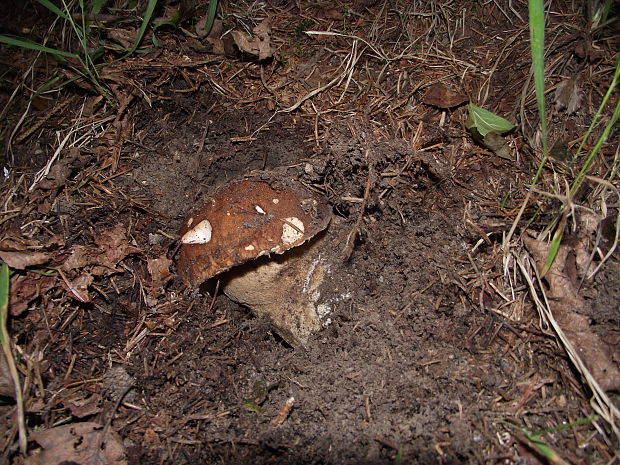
[245, 244, 255, 251]
[181, 219, 212, 244]
[272, 198, 279, 204]
[281, 217, 305, 245]
[255, 205, 266, 214]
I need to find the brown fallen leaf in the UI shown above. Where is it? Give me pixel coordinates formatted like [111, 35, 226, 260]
[62, 224, 140, 275]
[9, 273, 56, 316]
[555, 76, 582, 114]
[0, 237, 42, 251]
[107, 28, 136, 49]
[147, 256, 172, 291]
[196, 16, 222, 38]
[94, 224, 141, 268]
[0, 250, 50, 269]
[62, 394, 102, 418]
[63, 272, 94, 303]
[36, 147, 86, 191]
[231, 19, 274, 60]
[523, 233, 620, 391]
[422, 83, 468, 108]
[25, 422, 127, 465]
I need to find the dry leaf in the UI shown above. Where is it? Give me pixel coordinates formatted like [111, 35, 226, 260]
[523, 233, 620, 391]
[107, 28, 137, 49]
[65, 273, 94, 303]
[555, 77, 582, 114]
[37, 148, 86, 191]
[231, 19, 274, 60]
[25, 422, 127, 465]
[9, 273, 56, 316]
[95, 224, 141, 267]
[422, 83, 468, 108]
[62, 224, 140, 275]
[147, 256, 172, 290]
[0, 250, 49, 269]
[63, 394, 102, 418]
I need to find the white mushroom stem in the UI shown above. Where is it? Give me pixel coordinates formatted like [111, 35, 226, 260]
[222, 231, 332, 347]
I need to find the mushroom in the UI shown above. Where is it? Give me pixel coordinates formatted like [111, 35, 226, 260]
[177, 179, 334, 346]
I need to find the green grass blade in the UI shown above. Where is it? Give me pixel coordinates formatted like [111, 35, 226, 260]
[572, 56, 620, 164]
[601, 0, 612, 23]
[0, 262, 27, 453]
[571, 98, 620, 196]
[537, 416, 598, 435]
[541, 213, 566, 277]
[0, 35, 79, 59]
[522, 431, 563, 463]
[506, 0, 549, 245]
[527, 0, 565, 273]
[90, 0, 107, 15]
[393, 447, 404, 465]
[570, 56, 620, 195]
[124, 0, 158, 56]
[34, 0, 69, 20]
[202, 0, 218, 35]
[528, 0, 548, 185]
[0, 262, 8, 346]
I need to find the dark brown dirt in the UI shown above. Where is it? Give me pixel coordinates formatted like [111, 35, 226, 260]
[0, 1, 618, 464]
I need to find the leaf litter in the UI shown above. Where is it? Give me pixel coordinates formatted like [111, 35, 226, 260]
[0, 1, 618, 464]
[25, 422, 127, 465]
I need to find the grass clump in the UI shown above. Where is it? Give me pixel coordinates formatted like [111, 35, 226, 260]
[0, 0, 160, 103]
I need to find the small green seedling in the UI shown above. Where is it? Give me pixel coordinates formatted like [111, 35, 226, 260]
[466, 103, 515, 137]
[503, 417, 598, 465]
[242, 379, 268, 414]
[393, 446, 404, 465]
[466, 103, 516, 159]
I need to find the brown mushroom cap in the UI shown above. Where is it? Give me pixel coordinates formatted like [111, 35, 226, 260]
[177, 179, 332, 286]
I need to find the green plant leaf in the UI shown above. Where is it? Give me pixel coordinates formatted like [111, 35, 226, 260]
[34, 0, 69, 20]
[393, 447, 404, 465]
[201, 0, 218, 35]
[90, 0, 107, 15]
[0, 35, 79, 59]
[541, 213, 567, 277]
[528, 0, 548, 183]
[466, 103, 515, 137]
[571, 56, 620, 195]
[242, 401, 262, 414]
[123, 0, 158, 57]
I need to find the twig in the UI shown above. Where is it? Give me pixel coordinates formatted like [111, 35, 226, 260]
[342, 136, 375, 260]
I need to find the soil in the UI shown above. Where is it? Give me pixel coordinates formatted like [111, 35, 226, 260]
[0, 1, 618, 464]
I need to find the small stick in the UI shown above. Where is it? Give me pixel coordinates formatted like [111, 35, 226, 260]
[342, 146, 374, 261]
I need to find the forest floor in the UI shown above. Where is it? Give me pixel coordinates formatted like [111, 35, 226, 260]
[0, 1, 619, 464]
